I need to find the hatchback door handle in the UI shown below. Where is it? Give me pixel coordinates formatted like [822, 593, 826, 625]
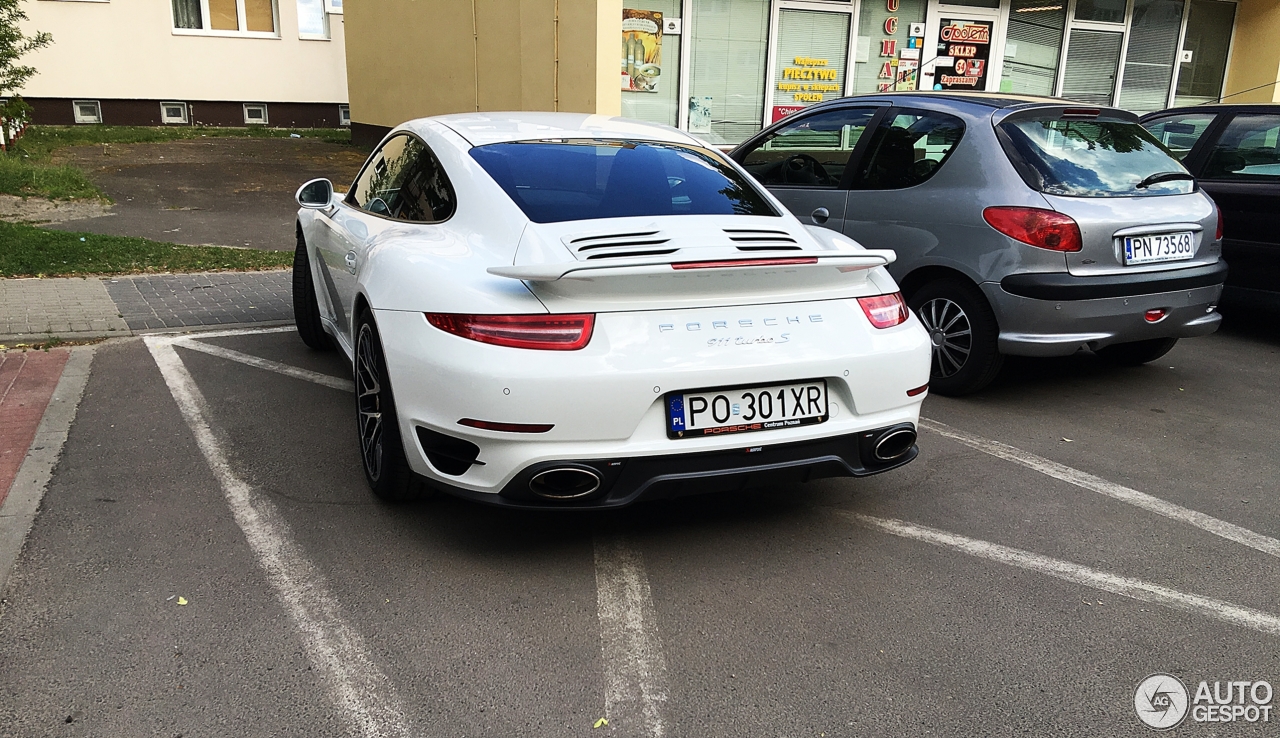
[811, 207, 830, 224]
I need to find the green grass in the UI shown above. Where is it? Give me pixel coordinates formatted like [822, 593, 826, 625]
[0, 221, 293, 277]
[0, 125, 351, 201]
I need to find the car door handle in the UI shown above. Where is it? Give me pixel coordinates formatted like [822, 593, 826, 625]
[811, 207, 830, 225]
[344, 251, 357, 274]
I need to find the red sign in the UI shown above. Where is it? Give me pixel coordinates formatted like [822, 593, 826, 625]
[772, 105, 806, 123]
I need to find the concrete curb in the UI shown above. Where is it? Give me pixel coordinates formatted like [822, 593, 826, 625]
[1, 320, 295, 346]
[0, 346, 95, 595]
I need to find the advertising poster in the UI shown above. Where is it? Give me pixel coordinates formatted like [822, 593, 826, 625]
[622, 10, 663, 93]
[933, 18, 992, 91]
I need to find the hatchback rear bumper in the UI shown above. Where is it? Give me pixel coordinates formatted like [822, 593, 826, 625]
[983, 277, 1223, 357]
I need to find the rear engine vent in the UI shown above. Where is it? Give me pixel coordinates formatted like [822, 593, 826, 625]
[567, 230, 676, 260]
[416, 426, 482, 476]
[723, 228, 802, 252]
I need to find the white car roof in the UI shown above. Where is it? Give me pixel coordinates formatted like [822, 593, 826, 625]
[419, 112, 703, 148]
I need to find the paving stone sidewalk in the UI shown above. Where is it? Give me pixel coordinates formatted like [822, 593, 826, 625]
[1, 270, 293, 344]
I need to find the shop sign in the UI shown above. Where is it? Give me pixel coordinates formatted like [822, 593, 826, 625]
[777, 57, 840, 105]
[934, 18, 992, 90]
[622, 9, 663, 93]
[771, 105, 806, 123]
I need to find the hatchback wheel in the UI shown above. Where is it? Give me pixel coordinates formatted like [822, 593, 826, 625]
[292, 230, 332, 351]
[355, 311, 420, 502]
[908, 279, 1003, 396]
[1095, 337, 1178, 367]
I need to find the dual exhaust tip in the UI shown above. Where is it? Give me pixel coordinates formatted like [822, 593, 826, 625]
[530, 466, 602, 500]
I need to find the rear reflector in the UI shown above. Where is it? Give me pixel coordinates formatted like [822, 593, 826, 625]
[907, 383, 929, 397]
[672, 257, 818, 270]
[426, 313, 594, 350]
[458, 418, 554, 433]
[982, 206, 1082, 252]
[858, 292, 909, 329]
[1144, 308, 1168, 323]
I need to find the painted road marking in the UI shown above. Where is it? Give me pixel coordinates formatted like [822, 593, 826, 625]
[595, 534, 670, 737]
[920, 418, 1280, 560]
[838, 511, 1280, 637]
[176, 338, 353, 391]
[145, 334, 411, 738]
[1, 349, 71, 506]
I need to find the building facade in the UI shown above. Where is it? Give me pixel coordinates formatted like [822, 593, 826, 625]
[18, 0, 350, 128]
[346, 0, 1277, 146]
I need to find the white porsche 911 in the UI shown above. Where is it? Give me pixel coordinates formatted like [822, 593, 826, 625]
[292, 113, 931, 507]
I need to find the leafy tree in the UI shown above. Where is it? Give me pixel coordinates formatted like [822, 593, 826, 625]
[0, 0, 51, 128]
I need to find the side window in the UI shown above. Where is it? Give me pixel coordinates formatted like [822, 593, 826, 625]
[1201, 114, 1280, 181]
[347, 134, 456, 222]
[1142, 113, 1217, 160]
[852, 109, 965, 191]
[737, 107, 880, 188]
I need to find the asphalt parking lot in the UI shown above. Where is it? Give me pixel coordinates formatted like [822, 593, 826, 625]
[2, 320, 1279, 737]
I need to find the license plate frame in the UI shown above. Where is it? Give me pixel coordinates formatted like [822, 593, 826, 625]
[1122, 231, 1196, 266]
[665, 379, 828, 439]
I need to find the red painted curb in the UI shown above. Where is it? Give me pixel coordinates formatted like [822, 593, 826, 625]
[0, 349, 71, 507]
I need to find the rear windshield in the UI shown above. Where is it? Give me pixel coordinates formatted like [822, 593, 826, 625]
[469, 140, 778, 223]
[997, 116, 1195, 197]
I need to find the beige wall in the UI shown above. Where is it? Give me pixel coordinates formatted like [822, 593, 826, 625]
[1222, 0, 1280, 103]
[345, 0, 621, 129]
[18, 0, 348, 102]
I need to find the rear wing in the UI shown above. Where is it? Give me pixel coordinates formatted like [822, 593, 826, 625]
[488, 251, 896, 282]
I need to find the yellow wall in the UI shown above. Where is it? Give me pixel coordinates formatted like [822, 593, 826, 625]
[345, 0, 621, 129]
[1223, 0, 1280, 103]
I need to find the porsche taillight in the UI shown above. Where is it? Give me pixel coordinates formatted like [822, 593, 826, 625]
[425, 313, 595, 350]
[858, 292, 909, 329]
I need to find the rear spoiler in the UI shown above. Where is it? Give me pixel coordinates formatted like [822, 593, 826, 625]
[488, 251, 896, 282]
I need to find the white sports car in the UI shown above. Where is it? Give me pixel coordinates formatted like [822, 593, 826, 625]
[292, 113, 931, 507]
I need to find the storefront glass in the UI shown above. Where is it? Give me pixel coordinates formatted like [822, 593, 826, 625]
[622, 1, 682, 127]
[1073, 0, 1127, 24]
[1000, 0, 1066, 95]
[852, 0, 927, 94]
[770, 9, 851, 124]
[689, 0, 771, 145]
[1060, 29, 1124, 104]
[1117, 0, 1185, 114]
[1174, 0, 1236, 107]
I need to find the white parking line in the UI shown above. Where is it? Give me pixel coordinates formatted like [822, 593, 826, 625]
[145, 335, 411, 738]
[920, 418, 1280, 560]
[595, 534, 670, 737]
[176, 338, 354, 391]
[838, 511, 1280, 637]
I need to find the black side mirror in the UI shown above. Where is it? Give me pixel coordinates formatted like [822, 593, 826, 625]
[296, 178, 334, 208]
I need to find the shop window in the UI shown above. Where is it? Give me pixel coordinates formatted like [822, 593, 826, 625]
[1143, 113, 1217, 160]
[770, 9, 850, 124]
[297, 0, 329, 39]
[1174, 0, 1236, 107]
[622, 2, 680, 128]
[852, 110, 964, 190]
[688, 0, 770, 145]
[1000, 0, 1066, 95]
[172, 0, 277, 35]
[1117, 0, 1185, 114]
[1060, 29, 1123, 105]
[160, 102, 189, 125]
[738, 106, 879, 188]
[1073, 0, 1126, 24]
[348, 134, 457, 222]
[1201, 115, 1280, 182]
[852, 0, 926, 94]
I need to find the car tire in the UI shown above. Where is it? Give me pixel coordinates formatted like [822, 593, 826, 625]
[1095, 337, 1178, 367]
[354, 310, 421, 502]
[293, 229, 333, 351]
[908, 278, 1004, 396]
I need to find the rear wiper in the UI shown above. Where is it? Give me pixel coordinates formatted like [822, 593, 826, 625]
[1136, 171, 1195, 189]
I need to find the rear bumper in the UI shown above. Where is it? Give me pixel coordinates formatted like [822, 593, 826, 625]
[999, 261, 1227, 301]
[983, 278, 1223, 357]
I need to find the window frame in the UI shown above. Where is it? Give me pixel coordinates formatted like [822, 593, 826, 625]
[1139, 111, 1219, 162]
[160, 101, 190, 125]
[343, 132, 459, 225]
[72, 100, 103, 125]
[242, 103, 269, 125]
[296, 0, 331, 40]
[1196, 112, 1280, 183]
[733, 102, 890, 190]
[171, 0, 281, 39]
[847, 106, 967, 191]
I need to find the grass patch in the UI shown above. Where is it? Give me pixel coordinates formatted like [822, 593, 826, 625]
[0, 221, 292, 277]
[0, 125, 351, 201]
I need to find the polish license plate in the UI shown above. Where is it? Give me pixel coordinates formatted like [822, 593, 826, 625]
[666, 380, 828, 439]
[1123, 232, 1195, 265]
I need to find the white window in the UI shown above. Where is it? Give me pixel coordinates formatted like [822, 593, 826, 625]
[172, 0, 279, 37]
[160, 101, 189, 124]
[338, 104, 351, 126]
[297, 0, 329, 38]
[243, 103, 269, 125]
[324, 0, 342, 14]
[73, 100, 102, 124]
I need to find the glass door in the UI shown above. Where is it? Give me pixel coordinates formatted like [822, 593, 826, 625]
[1059, 28, 1124, 104]
[920, 1, 1008, 92]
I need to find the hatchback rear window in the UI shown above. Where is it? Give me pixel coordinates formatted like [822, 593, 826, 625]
[997, 115, 1195, 197]
[470, 140, 778, 223]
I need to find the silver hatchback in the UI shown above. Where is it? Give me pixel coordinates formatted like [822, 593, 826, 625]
[731, 92, 1225, 395]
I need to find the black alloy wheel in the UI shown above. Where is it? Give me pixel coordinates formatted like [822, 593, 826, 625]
[355, 311, 419, 502]
[908, 279, 1004, 396]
